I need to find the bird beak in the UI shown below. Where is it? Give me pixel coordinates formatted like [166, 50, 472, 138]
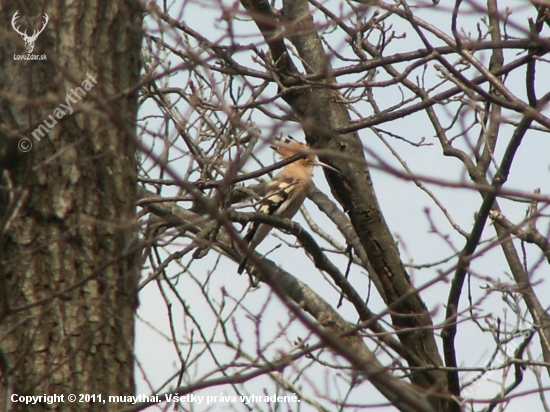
[314, 161, 344, 176]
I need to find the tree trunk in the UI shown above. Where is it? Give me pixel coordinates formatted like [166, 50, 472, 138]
[0, 1, 142, 410]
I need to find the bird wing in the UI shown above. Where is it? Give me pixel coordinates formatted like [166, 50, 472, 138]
[237, 176, 302, 274]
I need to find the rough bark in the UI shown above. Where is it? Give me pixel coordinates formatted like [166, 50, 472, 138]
[0, 1, 142, 410]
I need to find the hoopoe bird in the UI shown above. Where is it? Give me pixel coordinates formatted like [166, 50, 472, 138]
[237, 138, 315, 274]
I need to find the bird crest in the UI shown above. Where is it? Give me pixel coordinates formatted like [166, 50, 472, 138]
[270, 136, 315, 163]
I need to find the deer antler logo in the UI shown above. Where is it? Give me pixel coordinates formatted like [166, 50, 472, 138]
[11, 11, 49, 54]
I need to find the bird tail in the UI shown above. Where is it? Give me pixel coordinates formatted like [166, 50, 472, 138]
[237, 257, 247, 274]
[237, 222, 259, 274]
